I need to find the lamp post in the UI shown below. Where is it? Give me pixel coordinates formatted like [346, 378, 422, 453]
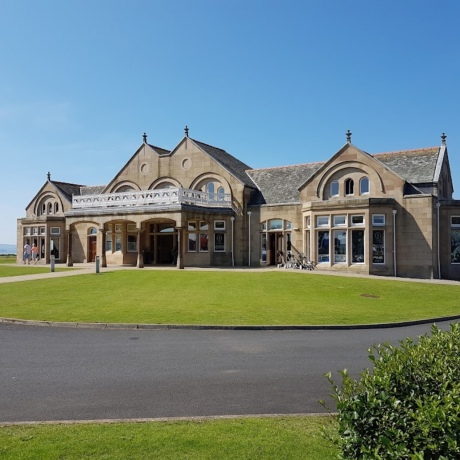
[247, 211, 252, 267]
[230, 216, 235, 267]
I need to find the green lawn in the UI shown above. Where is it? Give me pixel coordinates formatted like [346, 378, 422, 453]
[0, 270, 459, 325]
[0, 416, 336, 459]
[0, 255, 17, 264]
[0, 264, 74, 277]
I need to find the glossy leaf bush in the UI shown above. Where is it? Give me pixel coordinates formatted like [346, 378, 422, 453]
[326, 323, 460, 459]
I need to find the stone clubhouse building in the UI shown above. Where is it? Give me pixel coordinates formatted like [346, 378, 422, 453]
[17, 128, 460, 280]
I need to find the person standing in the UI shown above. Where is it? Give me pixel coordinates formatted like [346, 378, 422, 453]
[23, 242, 31, 265]
[31, 243, 39, 264]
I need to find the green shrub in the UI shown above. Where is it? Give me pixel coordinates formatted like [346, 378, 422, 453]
[325, 323, 460, 459]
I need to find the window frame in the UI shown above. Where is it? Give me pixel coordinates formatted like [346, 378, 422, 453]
[359, 177, 370, 195]
[372, 214, 386, 226]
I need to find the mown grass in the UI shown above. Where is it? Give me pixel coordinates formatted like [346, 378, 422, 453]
[0, 270, 459, 325]
[0, 416, 336, 459]
[0, 255, 17, 264]
[0, 265, 74, 277]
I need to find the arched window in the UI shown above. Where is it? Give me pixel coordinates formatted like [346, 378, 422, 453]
[330, 180, 339, 197]
[217, 186, 225, 201]
[345, 178, 354, 195]
[42, 203, 46, 215]
[360, 177, 369, 195]
[48, 203, 53, 214]
[116, 185, 135, 193]
[88, 227, 98, 235]
[54, 202, 59, 214]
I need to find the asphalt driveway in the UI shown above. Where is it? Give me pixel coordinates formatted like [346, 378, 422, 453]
[1, 320, 455, 423]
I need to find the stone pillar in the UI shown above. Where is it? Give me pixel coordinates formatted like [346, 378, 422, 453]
[66, 230, 73, 267]
[175, 226, 184, 269]
[100, 228, 107, 268]
[137, 230, 144, 268]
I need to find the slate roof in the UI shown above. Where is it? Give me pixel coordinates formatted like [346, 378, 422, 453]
[51, 181, 86, 202]
[80, 185, 106, 195]
[246, 147, 441, 205]
[147, 143, 170, 156]
[192, 139, 255, 188]
[247, 162, 324, 205]
[372, 147, 440, 184]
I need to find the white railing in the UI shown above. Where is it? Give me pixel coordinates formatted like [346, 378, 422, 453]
[72, 187, 232, 209]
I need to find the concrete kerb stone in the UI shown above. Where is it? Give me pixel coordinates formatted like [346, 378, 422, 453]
[1, 314, 460, 331]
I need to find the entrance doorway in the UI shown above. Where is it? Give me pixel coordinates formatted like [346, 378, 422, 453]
[158, 234, 174, 264]
[88, 236, 97, 262]
[268, 233, 283, 265]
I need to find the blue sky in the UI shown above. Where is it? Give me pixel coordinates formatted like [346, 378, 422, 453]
[1, 0, 460, 244]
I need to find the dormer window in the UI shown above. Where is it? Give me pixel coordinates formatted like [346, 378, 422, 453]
[345, 178, 354, 195]
[360, 177, 369, 195]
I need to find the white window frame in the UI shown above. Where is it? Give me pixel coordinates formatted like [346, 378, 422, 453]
[351, 215, 365, 226]
[316, 216, 330, 227]
[359, 177, 370, 195]
[214, 220, 226, 231]
[330, 180, 339, 197]
[372, 214, 386, 226]
[333, 215, 346, 227]
[127, 234, 137, 252]
[451, 216, 460, 228]
[50, 227, 60, 235]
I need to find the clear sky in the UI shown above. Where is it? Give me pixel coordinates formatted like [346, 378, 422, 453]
[1, 0, 459, 244]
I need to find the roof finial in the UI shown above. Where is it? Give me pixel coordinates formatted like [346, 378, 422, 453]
[143, 132, 147, 143]
[346, 129, 352, 144]
[47, 172, 51, 181]
[185, 125, 189, 137]
[441, 132, 447, 146]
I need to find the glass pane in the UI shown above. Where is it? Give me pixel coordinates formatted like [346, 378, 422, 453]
[188, 221, 196, 231]
[333, 215, 346, 226]
[360, 177, 369, 194]
[261, 233, 267, 261]
[317, 216, 329, 227]
[372, 230, 385, 263]
[199, 233, 208, 252]
[214, 233, 225, 252]
[351, 230, 364, 263]
[334, 230, 347, 263]
[451, 230, 460, 263]
[188, 233, 197, 252]
[159, 223, 175, 233]
[127, 234, 137, 252]
[269, 219, 283, 230]
[200, 221, 208, 231]
[318, 231, 329, 262]
[331, 181, 339, 196]
[351, 215, 364, 225]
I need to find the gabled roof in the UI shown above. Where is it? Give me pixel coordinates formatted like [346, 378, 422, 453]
[246, 145, 443, 205]
[146, 143, 170, 156]
[80, 185, 106, 196]
[51, 181, 86, 202]
[247, 162, 324, 205]
[191, 138, 255, 188]
[372, 147, 440, 184]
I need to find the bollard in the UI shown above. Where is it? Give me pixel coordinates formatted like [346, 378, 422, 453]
[95, 255, 100, 273]
[50, 255, 55, 272]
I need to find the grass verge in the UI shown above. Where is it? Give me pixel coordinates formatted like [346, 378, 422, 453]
[0, 416, 337, 459]
[0, 270, 459, 325]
